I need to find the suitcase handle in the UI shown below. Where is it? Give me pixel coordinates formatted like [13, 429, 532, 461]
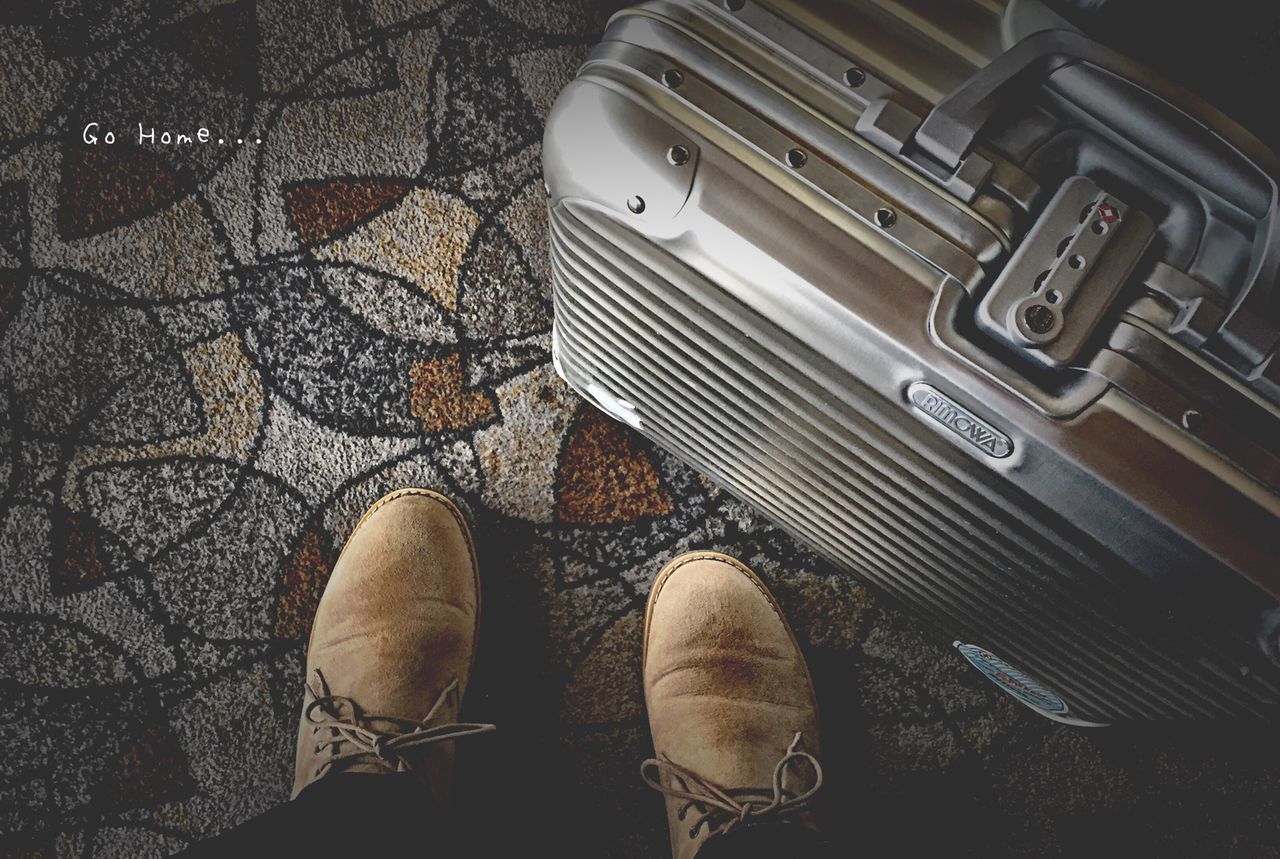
[915, 28, 1280, 368]
[915, 28, 1273, 182]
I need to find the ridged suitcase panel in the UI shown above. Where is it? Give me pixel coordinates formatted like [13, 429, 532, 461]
[550, 202, 1280, 721]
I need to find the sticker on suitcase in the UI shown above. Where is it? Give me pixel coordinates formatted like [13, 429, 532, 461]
[954, 643, 1109, 727]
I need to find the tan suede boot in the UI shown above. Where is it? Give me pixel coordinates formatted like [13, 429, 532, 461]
[291, 488, 495, 805]
[642, 552, 824, 859]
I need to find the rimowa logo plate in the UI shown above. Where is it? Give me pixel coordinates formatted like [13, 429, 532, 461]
[907, 383, 1012, 459]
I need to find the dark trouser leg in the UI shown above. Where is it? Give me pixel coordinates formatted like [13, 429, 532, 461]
[173, 773, 444, 857]
[694, 821, 835, 859]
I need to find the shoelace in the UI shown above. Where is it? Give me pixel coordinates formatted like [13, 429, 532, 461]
[304, 668, 496, 779]
[640, 732, 823, 840]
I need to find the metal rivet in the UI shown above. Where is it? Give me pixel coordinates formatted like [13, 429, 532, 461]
[1068, 254, 1086, 270]
[843, 67, 866, 88]
[666, 144, 690, 166]
[874, 207, 897, 228]
[626, 196, 645, 214]
[1024, 304, 1055, 334]
[661, 68, 683, 88]
[1091, 220, 1109, 235]
[1045, 289, 1062, 305]
[785, 148, 807, 168]
[724, 0, 745, 10]
[1182, 409, 1203, 432]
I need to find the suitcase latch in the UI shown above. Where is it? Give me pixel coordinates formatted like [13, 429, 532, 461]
[974, 176, 1155, 369]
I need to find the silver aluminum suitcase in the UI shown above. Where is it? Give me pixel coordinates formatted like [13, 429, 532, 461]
[543, 0, 1280, 722]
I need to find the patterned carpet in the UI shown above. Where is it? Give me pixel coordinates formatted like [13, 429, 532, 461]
[4, 1, 1280, 856]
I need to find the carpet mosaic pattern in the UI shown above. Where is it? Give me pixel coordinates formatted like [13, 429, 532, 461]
[4, 1, 1280, 856]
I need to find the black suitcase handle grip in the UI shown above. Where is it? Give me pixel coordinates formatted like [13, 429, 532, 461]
[916, 29, 1273, 183]
[916, 28, 1280, 367]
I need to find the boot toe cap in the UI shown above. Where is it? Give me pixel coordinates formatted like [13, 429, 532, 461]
[320, 489, 479, 626]
[306, 489, 480, 707]
[643, 552, 820, 756]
